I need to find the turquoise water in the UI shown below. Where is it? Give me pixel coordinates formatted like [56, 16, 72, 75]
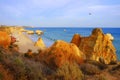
[26, 27, 120, 60]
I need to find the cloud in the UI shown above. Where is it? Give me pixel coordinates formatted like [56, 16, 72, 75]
[88, 5, 120, 16]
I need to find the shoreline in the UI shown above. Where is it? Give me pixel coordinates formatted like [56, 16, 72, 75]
[26, 27, 120, 60]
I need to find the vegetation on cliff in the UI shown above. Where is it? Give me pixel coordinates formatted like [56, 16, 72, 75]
[0, 27, 120, 80]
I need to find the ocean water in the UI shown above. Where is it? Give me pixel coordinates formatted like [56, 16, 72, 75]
[26, 27, 120, 60]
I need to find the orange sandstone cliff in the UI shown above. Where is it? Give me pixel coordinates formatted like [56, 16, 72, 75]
[0, 26, 24, 34]
[71, 28, 117, 64]
[39, 40, 85, 68]
[71, 33, 81, 47]
[0, 31, 11, 48]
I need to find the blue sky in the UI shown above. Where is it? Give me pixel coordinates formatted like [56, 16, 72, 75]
[0, 0, 120, 27]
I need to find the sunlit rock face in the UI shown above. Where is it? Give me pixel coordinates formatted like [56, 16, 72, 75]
[35, 30, 43, 35]
[106, 33, 114, 41]
[71, 33, 81, 47]
[34, 37, 46, 49]
[71, 28, 117, 64]
[26, 30, 34, 34]
[40, 40, 85, 68]
[0, 31, 11, 48]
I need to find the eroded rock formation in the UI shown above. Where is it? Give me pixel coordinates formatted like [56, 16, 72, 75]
[70, 33, 81, 47]
[34, 37, 46, 49]
[106, 33, 114, 41]
[39, 40, 85, 68]
[71, 28, 117, 64]
[0, 31, 11, 48]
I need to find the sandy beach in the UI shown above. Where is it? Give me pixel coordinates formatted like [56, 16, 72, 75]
[12, 31, 40, 53]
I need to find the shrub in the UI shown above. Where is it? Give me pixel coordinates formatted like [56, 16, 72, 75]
[98, 75, 107, 80]
[0, 72, 3, 80]
[52, 62, 83, 80]
[85, 60, 108, 70]
[0, 47, 47, 80]
[109, 64, 120, 77]
[80, 63, 100, 75]
[23, 59, 47, 80]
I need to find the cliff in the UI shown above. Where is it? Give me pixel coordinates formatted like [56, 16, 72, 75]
[71, 28, 117, 64]
[0, 31, 11, 48]
[0, 26, 24, 34]
[0, 26, 41, 53]
[0, 26, 120, 80]
[70, 33, 81, 47]
[39, 40, 85, 68]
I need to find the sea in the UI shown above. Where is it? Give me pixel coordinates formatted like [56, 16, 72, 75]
[26, 27, 120, 60]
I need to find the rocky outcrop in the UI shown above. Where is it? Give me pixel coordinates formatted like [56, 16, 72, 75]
[20, 28, 27, 32]
[34, 37, 46, 49]
[35, 30, 43, 35]
[71, 28, 117, 64]
[0, 31, 11, 48]
[26, 30, 34, 34]
[70, 33, 81, 47]
[106, 33, 114, 41]
[40, 40, 85, 68]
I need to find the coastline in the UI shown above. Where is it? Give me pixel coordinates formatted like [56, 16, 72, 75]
[26, 27, 120, 60]
[0, 26, 120, 80]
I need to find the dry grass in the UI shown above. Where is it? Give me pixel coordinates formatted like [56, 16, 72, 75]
[0, 47, 119, 80]
[0, 47, 47, 80]
[0, 64, 14, 80]
[0, 47, 85, 80]
[80, 63, 101, 75]
[49, 62, 84, 80]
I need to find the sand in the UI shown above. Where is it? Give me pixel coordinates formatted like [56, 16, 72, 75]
[12, 31, 40, 53]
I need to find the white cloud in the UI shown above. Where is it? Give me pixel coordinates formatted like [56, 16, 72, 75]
[88, 5, 120, 15]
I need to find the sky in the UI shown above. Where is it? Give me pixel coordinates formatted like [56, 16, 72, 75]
[0, 0, 120, 27]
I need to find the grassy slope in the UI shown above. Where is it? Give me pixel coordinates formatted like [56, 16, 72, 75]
[0, 47, 120, 80]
